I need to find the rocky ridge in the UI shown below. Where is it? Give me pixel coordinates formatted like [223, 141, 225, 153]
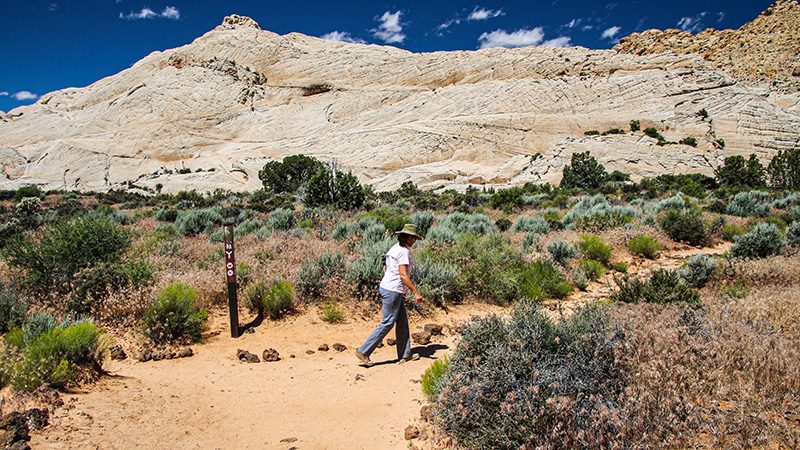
[615, 0, 800, 93]
[0, 5, 798, 193]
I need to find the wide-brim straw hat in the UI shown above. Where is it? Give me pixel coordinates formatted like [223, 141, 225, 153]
[394, 223, 423, 239]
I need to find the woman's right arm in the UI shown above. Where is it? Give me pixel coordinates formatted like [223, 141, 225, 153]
[398, 264, 422, 303]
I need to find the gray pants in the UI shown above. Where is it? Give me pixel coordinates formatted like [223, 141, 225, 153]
[358, 288, 411, 359]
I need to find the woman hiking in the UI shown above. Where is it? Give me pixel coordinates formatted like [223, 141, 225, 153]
[355, 224, 423, 367]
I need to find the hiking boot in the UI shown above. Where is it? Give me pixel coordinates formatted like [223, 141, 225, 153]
[398, 353, 420, 364]
[355, 351, 374, 367]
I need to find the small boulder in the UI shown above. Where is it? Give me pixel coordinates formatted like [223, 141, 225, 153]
[151, 349, 167, 361]
[376, 341, 384, 348]
[318, 344, 329, 352]
[305, 350, 315, 355]
[404, 425, 420, 440]
[177, 348, 193, 358]
[137, 350, 153, 363]
[237, 349, 260, 363]
[262, 348, 281, 362]
[24, 409, 48, 430]
[423, 323, 443, 335]
[332, 343, 347, 352]
[419, 405, 433, 422]
[109, 344, 127, 360]
[387, 338, 396, 346]
[411, 331, 432, 345]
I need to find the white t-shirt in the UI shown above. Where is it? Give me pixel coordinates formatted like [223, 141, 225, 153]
[379, 243, 413, 294]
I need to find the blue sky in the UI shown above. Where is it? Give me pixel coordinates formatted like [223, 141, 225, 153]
[0, 0, 774, 112]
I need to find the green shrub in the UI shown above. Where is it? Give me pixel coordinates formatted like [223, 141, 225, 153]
[630, 120, 640, 132]
[262, 279, 295, 320]
[577, 258, 605, 281]
[411, 211, 435, 237]
[561, 151, 608, 190]
[434, 304, 622, 449]
[174, 207, 223, 236]
[722, 224, 745, 242]
[522, 233, 540, 251]
[142, 283, 208, 344]
[14, 185, 43, 202]
[547, 239, 577, 266]
[611, 261, 629, 273]
[267, 208, 294, 230]
[258, 154, 324, 194]
[611, 269, 700, 307]
[421, 357, 450, 398]
[577, 235, 612, 265]
[788, 221, 800, 247]
[628, 235, 659, 259]
[4, 321, 103, 391]
[348, 238, 394, 296]
[305, 166, 366, 210]
[412, 254, 460, 306]
[244, 280, 268, 314]
[513, 215, 550, 234]
[730, 223, 786, 259]
[495, 217, 512, 232]
[296, 252, 345, 301]
[445, 233, 523, 305]
[679, 137, 698, 147]
[562, 195, 636, 231]
[0, 285, 26, 334]
[518, 260, 573, 301]
[320, 301, 345, 323]
[680, 254, 717, 288]
[426, 213, 497, 244]
[489, 188, 524, 210]
[726, 191, 771, 217]
[22, 311, 57, 344]
[659, 209, 707, 246]
[767, 148, 800, 190]
[715, 154, 766, 189]
[2, 217, 132, 298]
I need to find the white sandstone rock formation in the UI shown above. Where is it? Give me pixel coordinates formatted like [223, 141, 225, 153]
[1, 9, 798, 193]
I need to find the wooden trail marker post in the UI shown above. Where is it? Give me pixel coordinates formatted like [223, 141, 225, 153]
[223, 222, 239, 338]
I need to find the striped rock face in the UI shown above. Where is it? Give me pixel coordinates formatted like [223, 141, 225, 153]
[1, 7, 799, 194]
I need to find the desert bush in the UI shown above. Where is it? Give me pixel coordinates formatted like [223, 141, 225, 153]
[14, 185, 42, 202]
[154, 207, 178, 222]
[644, 193, 688, 214]
[3, 320, 103, 391]
[680, 253, 717, 288]
[421, 357, 450, 399]
[578, 258, 605, 281]
[722, 224, 745, 241]
[434, 304, 623, 449]
[348, 238, 394, 296]
[174, 207, 223, 236]
[522, 233, 540, 252]
[730, 223, 786, 259]
[562, 194, 636, 231]
[426, 213, 496, 244]
[547, 239, 577, 266]
[726, 190, 771, 217]
[301, 83, 332, 96]
[358, 206, 409, 233]
[262, 279, 295, 320]
[297, 251, 346, 299]
[788, 221, 800, 247]
[495, 217, 512, 232]
[305, 165, 365, 210]
[518, 260, 573, 300]
[320, 301, 345, 324]
[412, 254, 460, 306]
[611, 269, 700, 307]
[628, 235, 659, 259]
[234, 219, 263, 237]
[679, 136, 698, 147]
[513, 215, 550, 234]
[630, 119, 640, 131]
[361, 222, 387, 246]
[244, 280, 268, 314]
[142, 283, 208, 344]
[411, 211, 435, 237]
[659, 209, 707, 246]
[266, 207, 294, 230]
[445, 233, 523, 305]
[489, 187, 524, 210]
[577, 235, 612, 265]
[2, 217, 132, 298]
[0, 285, 26, 334]
[560, 151, 607, 190]
[571, 266, 589, 290]
[22, 311, 58, 343]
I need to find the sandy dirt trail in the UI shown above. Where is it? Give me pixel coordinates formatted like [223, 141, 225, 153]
[29, 243, 728, 449]
[31, 304, 505, 450]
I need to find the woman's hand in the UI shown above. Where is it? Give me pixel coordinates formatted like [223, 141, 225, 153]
[414, 292, 423, 304]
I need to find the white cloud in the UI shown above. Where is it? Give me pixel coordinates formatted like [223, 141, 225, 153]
[161, 6, 180, 20]
[48, 3, 58, 11]
[467, 7, 504, 21]
[0, 92, 8, 96]
[677, 12, 708, 33]
[601, 26, 621, 39]
[12, 91, 38, 101]
[321, 31, 366, 44]
[119, 6, 180, 20]
[372, 11, 405, 44]
[437, 18, 461, 31]
[717, 12, 725, 22]
[581, 24, 594, 31]
[564, 18, 582, 28]
[542, 36, 572, 47]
